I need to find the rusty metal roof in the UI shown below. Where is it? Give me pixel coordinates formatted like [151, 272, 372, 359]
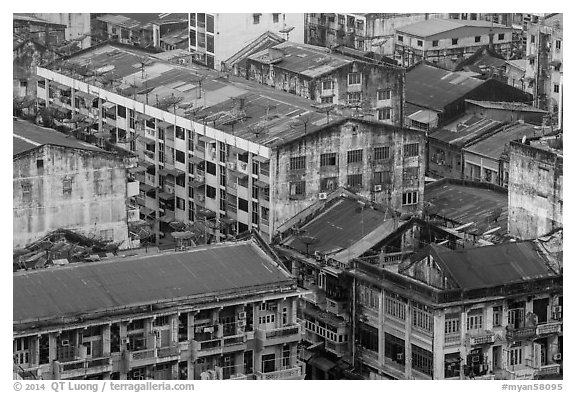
[13, 241, 294, 324]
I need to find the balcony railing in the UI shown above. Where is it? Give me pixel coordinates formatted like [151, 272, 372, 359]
[157, 346, 180, 358]
[444, 333, 461, 346]
[468, 331, 496, 346]
[59, 356, 112, 377]
[130, 348, 155, 361]
[254, 364, 303, 380]
[536, 322, 562, 336]
[265, 324, 300, 339]
[506, 326, 537, 341]
[535, 364, 561, 377]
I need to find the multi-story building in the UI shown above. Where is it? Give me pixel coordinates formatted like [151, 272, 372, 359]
[246, 41, 405, 126]
[13, 118, 137, 250]
[524, 14, 562, 118]
[13, 239, 305, 380]
[394, 19, 515, 69]
[93, 14, 189, 50]
[304, 13, 368, 51]
[508, 135, 562, 240]
[35, 43, 426, 246]
[347, 240, 563, 380]
[31, 13, 92, 50]
[188, 13, 305, 70]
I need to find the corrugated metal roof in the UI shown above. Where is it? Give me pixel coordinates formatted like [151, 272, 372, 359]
[464, 122, 541, 159]
[13, 119, 105, 156]
[406, 63, 483, 112]
[13, 241, 293, 324]
[397, 19, 509, 38]
[465, 100, 547, 113]
[431, 242, 558, 290]
[429, 116, 503, 147]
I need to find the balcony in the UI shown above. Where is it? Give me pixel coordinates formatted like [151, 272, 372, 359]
[468, 331, 496, 346]
[357, 348, 379, 370]
[59, 356, 112, 379]
[535, 364, 561, 378]
[128, 348, 156, 368]
[444, 333, 461, 347]
[156, 345, 180, 360]
[254, 363, 304, 380]
[536, 322, 562, 336]
[256, 324, 302, 347]
[506, 326, 537, 341]
[222, 333, 247, 352]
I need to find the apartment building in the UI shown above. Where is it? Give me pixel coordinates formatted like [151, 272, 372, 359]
[13, 118, 137, 250]
[13, 240, 305, 380]
[395, 19, 515, 69]
[524, 14, 562, 120]
[304, 13, 368, 51]
[188, 13, 305, 70]
[35, 43, 425, 246]
[508, 136, 562, 240]
[347, 241, 563, 380]
[246, 41, 405, 126]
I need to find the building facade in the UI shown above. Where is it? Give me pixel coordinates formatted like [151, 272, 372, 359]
[348, 241, 563, 380]
[304, 13, 368, 51]
[13, 240, 305, 380]
[13, 119, 136, 250]
[395, 19, 515, 69]
[508, 137, 563, 240]
[246, 41, 405, 127]
[35, 44, 425, 247]
[188, 13, 305, 70]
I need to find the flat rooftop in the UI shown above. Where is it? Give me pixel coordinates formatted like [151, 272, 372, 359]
[13, 119, 106, 157]
[464, 122, 542, 160]
[13, 240, 293, 324]
[425, 179, 508, 233]
[48, 44, 340, 148]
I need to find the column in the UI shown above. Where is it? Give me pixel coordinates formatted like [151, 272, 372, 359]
[432, 311, 444, 380]
[405, 301, 412, 379]
[102, 324, 111, 356]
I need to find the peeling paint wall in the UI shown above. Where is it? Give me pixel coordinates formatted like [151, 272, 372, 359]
[271, 120, 425, 231]
[508, 142, 563, 239]
[13, 145, 130, 249]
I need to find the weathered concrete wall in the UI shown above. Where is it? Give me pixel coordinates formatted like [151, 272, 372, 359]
[271, 120, 425, 231]
[13, 145, 129, 248]
[508, 142, 563, 239]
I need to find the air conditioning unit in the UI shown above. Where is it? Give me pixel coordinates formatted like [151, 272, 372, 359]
[237, 320, 246, 327]
[553, 306, 562, 313]
[198, 195, 205, 202]
[122, 338, 130, 345]
[319, 192, 328, 200]
[374, 184, 382, 192]
[314, 251, 323, 261]
[61, 339, 70, 346]
[227, 162, 236, 170]
[396, 353, 404, 361]
[238, 312, 247, 319]
[553, 353, 562, 361]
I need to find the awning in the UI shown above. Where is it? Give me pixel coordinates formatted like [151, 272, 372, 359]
[198, 135, 216, 143]
[229, 146, 245, 155]
[189, 155, 204, 164]
[252, 155, 269, 163]
[139, 206, 154, 217]
[230, 171, 248, 180]
[158, 191, 175, 200]
[197, 208, 216, 219]
[408, 109, 438, 124]
[139, 183, 155, 193]
[219, 216, 237, 225]
[139, 135, 156, 145]
[138, 113, 154, 121]
[102, 101, 116, 110]
[159, 212, 175, 223]
[190, 180, 205, 188]
[550, 60, 562, 67]
[254, 180, 269, 188]
[128, 165, 148, 174]
[75, 91, 95, 100]
[309, 356, 337, 372]
[159, 167, 185, 177]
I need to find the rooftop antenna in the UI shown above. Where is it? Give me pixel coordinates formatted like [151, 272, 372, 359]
[289, 112, 315, 134]
[314, 103, 336, 124]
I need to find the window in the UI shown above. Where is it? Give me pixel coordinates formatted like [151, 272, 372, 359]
[556, 40, 561, 50]
[412, 302, 432, 332]
[509, 346, 523, 366]
[445, 317, 460, 334]
[358, 285, 379, 309]
[445, 354, 461, 378]
[432, 40, 439, 47]
[206, 14, 214, 33]
[175, 127, 185, 140]
[252, 201, 259, 223]
[374, 146, 390, 160]
[290, 181, 306, 196]
[348, 72, 361, 85]
[117, 105, 126, 118]
[320, 153, 337, 167]
[403, 167, 419, 181]
[493, 306, 502, 327]
[176, 175, 185, 187]
[531, 34, 535, 43]
[238, 197, 248, 212]
[14, 338, 30, 365]
[417, 40, 423, 47]
[378, 108, 391, 121]
[402, 191, 418, 205]
[273, 13, 280, 23]
[321, 96, 333, 104]
[62, 177, 73, 196]
[404, 143, 419, 157]
[253, 13, 261, 24]
[347, 92, 362, 105]
[206, 161, 216, 175]
[36, 159, 44, 169]
[21, 182, 32, 201]
[358, 323, 378, 352]
[498, 33, 505, 41]
[452, 38, 458, 45]
[385, 292, 406, 320]
[397, 35, 403, 42]
[347, 149, 363, 163]
[37, 79, 45, 89]
[467, 310, 483, 330]
[554, 84, 560, 93]
[322, 80, 334, 90]
[100, 229, 113, 241]
[175, 150, 185, 164]
[320, 177, 338, 192]
[377, 90, 391, 100]
[189, 30, 196, 47]
[290, 156, 306, 170]
[206, 185, 216, 199]
[347, 174, 363, 188]
[207, 35, 214, 53]
[412, 345, 433, 376]
[384, 333, 405, 364]
[261, 206, 269, 221]
[374, 171, 391, 185]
